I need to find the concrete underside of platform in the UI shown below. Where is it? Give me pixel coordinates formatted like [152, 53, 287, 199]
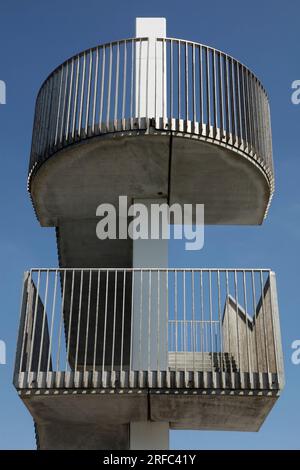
[29, 132, 271, 268]
[20, 390, 278, 449]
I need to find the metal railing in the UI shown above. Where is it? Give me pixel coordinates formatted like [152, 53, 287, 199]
[29, 37, 273, 191]
[14, 268, 284, 391]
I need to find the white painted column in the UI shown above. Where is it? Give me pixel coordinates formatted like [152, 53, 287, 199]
[135, 17, 166, 119]
[130, 17, 169, 452]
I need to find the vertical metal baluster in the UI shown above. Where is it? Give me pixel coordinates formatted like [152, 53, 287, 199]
[72, 56, 80, 140]
[185, 41, 188, 122]
[139, 270, 143, 371]
[137, 38, 142, 121]
[192, 270, 195, 372]
[106, 43, 113, 130]
[60, 63, 69, 143]
[122, 41, 127, 124]
[245, 67, 253, 153]
[200, 271, 204, 367]
[146, 39, 149, 120]
[102, 271, 109, 377]
[240, 65, 248, 149]
[83, 270, 92, 374]
[157, 270, 160, 373]
[37, 270, 50, 375]
[175, 270, 178, 370]
[217, 270, 223, 372]
[114, 42, 120, 125]
[247, 72, 255, 153]
[183, 271, 187, 377]
[192, 44, 196, 124]
[230, 58, 236, 143]
[212, 49, 217, 136]
[93, 269, 101, 373]
[111, 270, 118, 375]
[56, 271, 66, 373]
[54, 67, 64, 146]
[28, 270, 41, 372]
[154, 38, 157, 119]
[65, 58, 74, 140]
[166, 270, 169, 374]
[148, 270, 152, 374]
[74, 270, 84, 372]
[225, 270, 231, 376]
[199, 45, 203, 129]
[224, 56, 230, 141]
[251, 270, 259, 375]
[65, 270, 75, 372]
[46, 270, 58, 375]
[18, 270, 32, 374]
[47, 74, 57, 152]
[235, 60, 242, 147]
[218, 53, 224, 140]
[42, 80, 50, 154]
[206, 48, 211, 135]
[243, 271, 252, 385]
[260, 270, 270, 375]
[162, 38, 166, 121]
[92, 48, 99, 134]
[99, 46, 105, 132]
[85, 50, 93, 135]
[209, 271, 213, 372]
[78, 52, 86, 136]
[170, 40, 173, 119]
[130, 40, 135, 120]
[129, 270, 135, 378]
[234, 270, 241, 373]
[178, 41, 181, 120]
[252, 77, 260, 156]
[120, 270, 126, 377]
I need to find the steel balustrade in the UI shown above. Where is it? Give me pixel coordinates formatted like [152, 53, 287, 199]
[28, 38, 274, 200]
[14, 268, 284, 391]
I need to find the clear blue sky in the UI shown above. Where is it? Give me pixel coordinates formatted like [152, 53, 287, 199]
[0, 0, 299, 449]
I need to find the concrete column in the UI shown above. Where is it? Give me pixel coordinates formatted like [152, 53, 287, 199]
[130, 198, 169, 448]
[135, 17, 166, 119]
[130, 422, 169, 450]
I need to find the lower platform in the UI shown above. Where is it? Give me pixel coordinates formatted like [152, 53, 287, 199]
[19, 388, 279, 449]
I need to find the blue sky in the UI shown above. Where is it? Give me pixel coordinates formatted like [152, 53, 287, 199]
[0, 0, 299, 449]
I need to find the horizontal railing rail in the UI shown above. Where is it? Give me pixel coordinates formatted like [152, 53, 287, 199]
[14, 268, 284, 391]
[29, 37, 273, 191]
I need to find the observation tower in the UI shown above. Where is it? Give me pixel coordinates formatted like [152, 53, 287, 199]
[14, 18, 284, 449]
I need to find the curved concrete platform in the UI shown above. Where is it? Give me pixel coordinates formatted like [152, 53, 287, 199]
[29, 130, 271, 268]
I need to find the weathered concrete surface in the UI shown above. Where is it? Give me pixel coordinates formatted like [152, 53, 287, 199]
[19, 390, 279, 448]
[150, 393, 278, 432]
[30, 133, 271, 268]
[22, 393, 147, 449]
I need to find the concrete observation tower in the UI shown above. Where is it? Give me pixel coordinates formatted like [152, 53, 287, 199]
[14, 18, 284, 449]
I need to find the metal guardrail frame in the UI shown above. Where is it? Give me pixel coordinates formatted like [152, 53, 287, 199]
[14, 268, 284, 392]
[28, 37, 274, 198]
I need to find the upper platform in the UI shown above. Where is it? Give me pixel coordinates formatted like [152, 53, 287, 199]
[28, 23, 274, 227]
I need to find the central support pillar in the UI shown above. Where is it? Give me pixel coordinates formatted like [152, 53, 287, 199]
[130, 197, 169, 450]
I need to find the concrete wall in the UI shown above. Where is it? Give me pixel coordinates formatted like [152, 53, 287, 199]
[222, 279, 278, 374]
